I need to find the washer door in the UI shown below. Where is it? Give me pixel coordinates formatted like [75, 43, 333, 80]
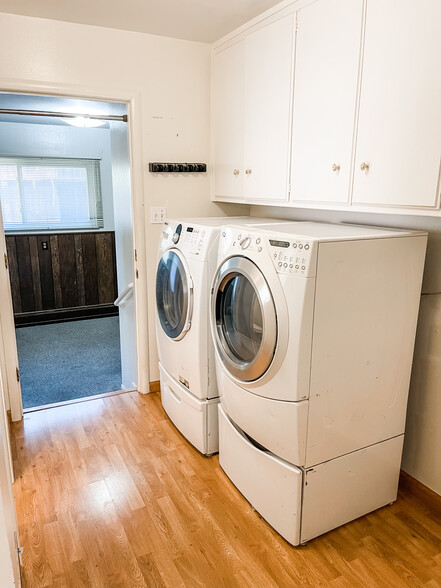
[212, 256, 277, 382]
[156, 249, 193, 341]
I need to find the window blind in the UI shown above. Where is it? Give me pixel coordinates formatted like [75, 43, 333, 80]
[0, 157, 103, 232]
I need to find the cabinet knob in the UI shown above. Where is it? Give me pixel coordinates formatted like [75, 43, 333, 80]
[245, 169, 252, 175]
[360, 162, 370, 172]
[332, 164, 340, 172]
[233, 169, 240, 176]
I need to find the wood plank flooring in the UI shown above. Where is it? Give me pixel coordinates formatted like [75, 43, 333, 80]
[11, 391, 441, 587]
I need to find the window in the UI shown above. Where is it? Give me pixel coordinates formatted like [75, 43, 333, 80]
[0, 157, 103, 232]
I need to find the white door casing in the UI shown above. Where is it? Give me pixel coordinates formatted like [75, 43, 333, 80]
[110, 114, 138, 390]
[0, 80, 149, 416]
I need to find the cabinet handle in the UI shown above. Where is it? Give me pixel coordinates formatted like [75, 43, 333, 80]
[332, 164, 340, 172]
[360, 162, 370, 172]
[233, 169, 240, 176]
[245, 169, 252, 175]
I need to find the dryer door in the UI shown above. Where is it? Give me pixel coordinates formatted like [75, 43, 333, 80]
[212, 256, 277, 382]
[156, 249, 193, 341]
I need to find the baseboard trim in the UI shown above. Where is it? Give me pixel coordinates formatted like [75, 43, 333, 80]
[400, 470, 441, 514]
[149, 380, 160, 393]
[15, 304, 118, 327]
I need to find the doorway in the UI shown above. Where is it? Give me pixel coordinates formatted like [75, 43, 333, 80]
[0, 92, 138, 410]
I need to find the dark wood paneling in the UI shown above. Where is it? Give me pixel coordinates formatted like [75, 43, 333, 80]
[15, 236, 34, 312]
[58, 234, 78, 308]
[28, 236, 42, 311]
[82, 233, 99, 306]
[7, 231, 118, 324]
[50, 235, 63, 309]
[5, 237, 22, 313]
[95, 232, 115, 305]
[37, 236, 55, 310]
[74, 234, 86, 307]
[111, 232, 118, 301]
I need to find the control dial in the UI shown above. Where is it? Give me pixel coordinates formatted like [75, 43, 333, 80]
[239, 236, 251, 249]
[172, 223, 183, 244]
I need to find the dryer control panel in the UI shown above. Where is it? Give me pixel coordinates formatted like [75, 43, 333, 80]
[268, 238, 317, 277]
[160, 221, 213, 259]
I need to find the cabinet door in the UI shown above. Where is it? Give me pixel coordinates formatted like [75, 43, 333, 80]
[353, 0, 441, 208]
[213, 40, 244, 198]
[243, 13, 295, 202]
[291, 0, 363, 204]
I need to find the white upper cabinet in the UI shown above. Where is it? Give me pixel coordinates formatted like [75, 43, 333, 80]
[353, 0, 441, 210]
[290, 0, 363, 205]
[212, 40, 244, 199]
[212, 0, 441, 215]
[213, 12, 295, 203]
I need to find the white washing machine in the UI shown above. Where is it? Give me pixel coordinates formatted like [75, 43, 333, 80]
[155, 216, 286, 455]
[211, 221, 427, 544]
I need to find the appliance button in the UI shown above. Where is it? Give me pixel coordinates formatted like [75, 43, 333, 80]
[305, 244, 310, 250]
[289, 264, 293, 268]
[274, 253, 277, 259]
[278, 262, 282, 267]
[240, 237, 251, 249]
[283, 263, 287, 268]
[298, 244, 303, 249]
[295, 265, 299, 269]
[293, 243, 298, 248]
[301, 265, 305, 270]
[256, 238, 261, 244]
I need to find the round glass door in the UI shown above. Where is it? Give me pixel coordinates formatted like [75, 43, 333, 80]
[212, 257, 277, 381]
[156, 249, 192, 340]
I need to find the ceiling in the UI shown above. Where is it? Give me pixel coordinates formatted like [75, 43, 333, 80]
[0, 0, 283, 43]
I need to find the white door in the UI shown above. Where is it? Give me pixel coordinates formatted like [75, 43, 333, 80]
[0, 207, 22, 423]
[0, 329, 21, 587]
[353, 0, 441, 208]
[213, 40, 244, 199]
[290, 0, 363, 204]
[110, 119, 138, 390]
[244, 13, 295, 202]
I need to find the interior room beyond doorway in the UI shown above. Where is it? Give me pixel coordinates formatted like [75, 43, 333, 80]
[0, 92, 137, 410]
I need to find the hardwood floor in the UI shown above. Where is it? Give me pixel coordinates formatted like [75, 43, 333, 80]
[11, 391, 441, 587]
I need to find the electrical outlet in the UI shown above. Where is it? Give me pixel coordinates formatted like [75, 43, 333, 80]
[150, 206, 166, 224]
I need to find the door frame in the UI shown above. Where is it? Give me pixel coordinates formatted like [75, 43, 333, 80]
[0, 78, 150, 421]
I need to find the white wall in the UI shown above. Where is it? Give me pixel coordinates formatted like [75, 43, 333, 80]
[0, 120, 115, 230]
[251, 204, 441, 496]
[0, 11, 247, 385]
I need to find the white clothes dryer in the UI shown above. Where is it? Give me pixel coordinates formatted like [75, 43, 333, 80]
[211, 221, 427, 544]
[155, 216, 285, 455]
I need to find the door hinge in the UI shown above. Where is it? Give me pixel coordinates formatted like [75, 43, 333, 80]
[16, 368, 20, 383]
[15, 532, 23, 566]
[4, 253, 8, 269]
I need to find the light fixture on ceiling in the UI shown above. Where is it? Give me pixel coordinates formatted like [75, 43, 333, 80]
[65, 116, 106, 128]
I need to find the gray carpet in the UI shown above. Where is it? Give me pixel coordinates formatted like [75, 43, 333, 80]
[16, 316, 122, 409]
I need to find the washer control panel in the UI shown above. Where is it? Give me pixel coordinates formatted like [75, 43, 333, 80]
[219, 227, 317, 277]
[269, 238, 316, 277]
[161, 222, 211, 257]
